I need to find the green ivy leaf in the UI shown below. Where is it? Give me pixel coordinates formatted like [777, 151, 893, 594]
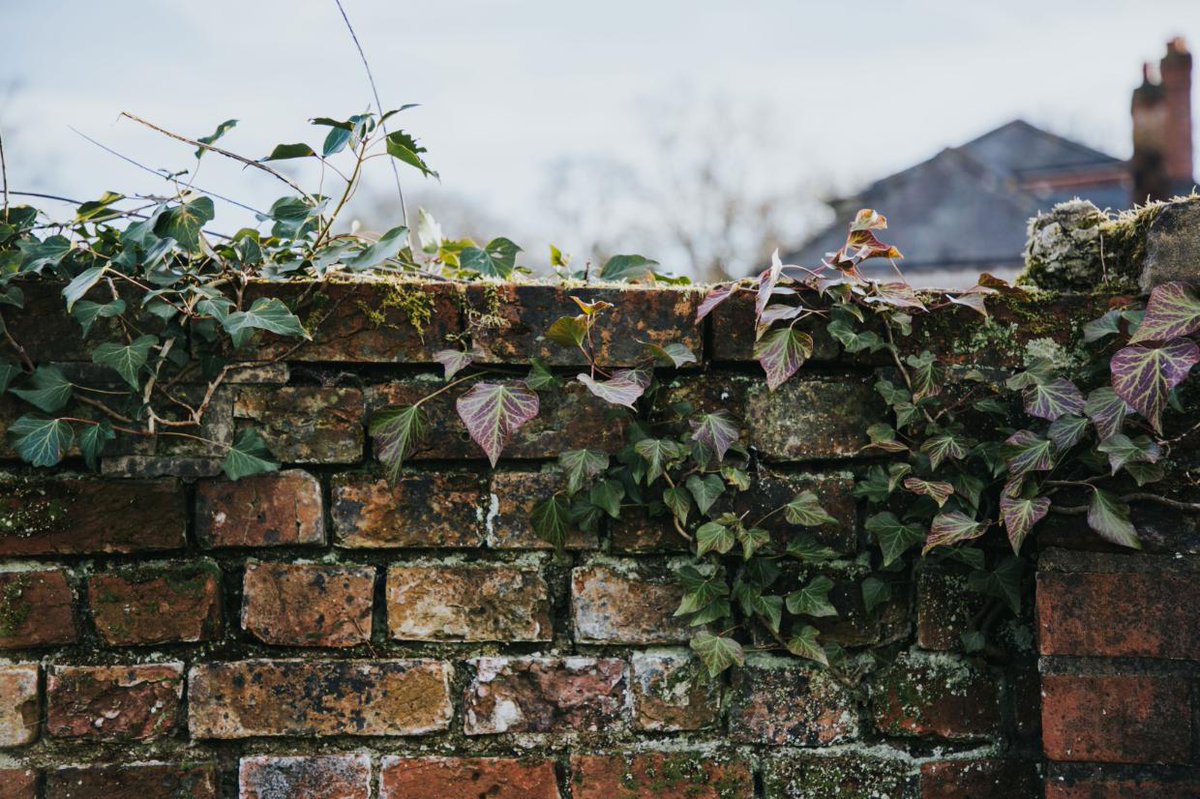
[78, 420, 115, 470]
[738, 527, 771, 560]
[72, 299, 126, 337]
[385, 130, 438, 178]
[224, 297, 310, 347]
[559, 448, 610, 495]
[525, 358, 560, 391]
[7, 415, 74, 467]
[1082, 309, 1123, 343]
[1087, 488, 1141, 549]
[690, 631, 745, 677]
[370, 405, 428, 482]
[786, 575, 837, 617]
[686, 473, 725, 516]
[861, 576, 891, 614]
[1047, 414, 1089, 451]
[785, 535, 840, 561]
[10, 366, 73, 413]
[634, 438, 687, 484]
[968, 557, 1024, 614]
[62, 266, 106, 311]
[599, 254, 658, 282]
[156, 196, 215, 252]
[1002, 430, 1055, 475]
[785, 624, 829, 666]
[588, 478, 625, 519]
[0, 362, 20, 396]
[689, 411, 740, 462]
[643, 342, 698, 368]
[92, 334, 158, 390]
[905, 351, 942, 402]
[921, 432, 968, 469]
[531, 494, 572, 550]
[866, 511, 925, 566]
[696, 521, 735, 556]
[262, 142, 317, 161]
[195, 118, 238, 159]
[785, 490, 837, 526]
[343, 226, 408, 271]
[663, 486, 693, 526]
[222, 428, 279, 481]
[545, 315, 587, 348]
[1097, 433, 1161, 476]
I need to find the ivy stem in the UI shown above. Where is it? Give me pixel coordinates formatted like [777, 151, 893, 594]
[1052, 492, 1200, 514]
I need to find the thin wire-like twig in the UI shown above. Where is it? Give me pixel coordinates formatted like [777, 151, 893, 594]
[333, 0, 408, 227]
[0, 128, 9, 210]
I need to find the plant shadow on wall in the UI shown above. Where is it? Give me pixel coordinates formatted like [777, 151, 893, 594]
[2, 100, 1200, 677]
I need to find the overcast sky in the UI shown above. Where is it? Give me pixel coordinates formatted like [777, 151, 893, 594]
[1, 0, 1197, 267]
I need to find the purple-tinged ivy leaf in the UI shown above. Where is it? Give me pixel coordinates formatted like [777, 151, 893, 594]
[1002, 430, 1055, 475]
[1096, 433, 1161, 476]
[1046, 414, 1088, 451]
[1128, 282, 1200, 344]
[1087, 488, 1141, 549]
[642, 341, 698, 368]
[689, 410, 740, 462]
[754, 326, 814, 391]
[1000, 495, 1049, 554]
[903, 477, 955, 507]
[755, 249, 786, 319]
[433, 348, 475, 380]
[920, 432, 967, 469]
[1084, 387, 1130, 441]
[370, 404, 428, 482]
[696, 284, 737, 322]
[863, 281, 927, 311]
[1110, 338, 1200, 432]
[757, 303, 806, 334]
[923, 511, 987, 555]
[455, 381, 540, 467]
[946, 291, 990, 317]
[576, 369, 650, 409]
[1023, 378, 1085, 421]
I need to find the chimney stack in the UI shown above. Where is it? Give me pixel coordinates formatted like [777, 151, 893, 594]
[1131, 37, 1195, 204]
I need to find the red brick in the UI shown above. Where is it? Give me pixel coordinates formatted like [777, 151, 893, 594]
[571, 564, 688, 644]
[917, 569, 984, 651]
[1039, 569, 1200, 659]
[609, 512, 690, 553]
[241, 561, 375, 647]
[487, 471, 598, 550]
[332, 472, 486, 548]
[240, 755, 371, 799]
[571, 753, 753, 799]
[1042, 674, 1192, 764]
[188, 659, 452, 738]
[920, 759, 1040, 798]
[380, 757, 560, 799]
[89, 561, 222, 646]
[196, 469, 324, 548]
[630, 650, 720, 732]
[0, 664, 38, 746]
[44, 764, 217, 799]
[0, 568, 76, 649]
[0, 768, 36, 799]
[728, 655, 858, 745]
[234, 387, 364, 463]
[464, 656, 626, 735]
[0, 476, 184, 555]
[387, 564, 551, 642]
[870, 653, 1002, 741]
[47, 663, 183, 741]
[1045, 775, 1200, 798]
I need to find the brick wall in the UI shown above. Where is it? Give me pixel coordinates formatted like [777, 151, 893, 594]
[0, 254, 1192, 797]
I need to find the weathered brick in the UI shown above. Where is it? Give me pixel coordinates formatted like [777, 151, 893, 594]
[241, 280, 460, 363]
[468, 284, 703, 367]
[0, 568, 76, 649]
[1140, 195, 1200, 292]
[241, 561, 375, 647]
[870, 652, 1001, 741]
[728, 655, 858, 746]
[744, 376, 880, 461]
[239, 755, 371, 799]
[380, 757, 561, 799]
[235, 386, 364, 463]
[0, 475, 185, 555]
[487, 471, 598, 550]
[332, 471, 486, 548]
[44, 764, 217, 799]
[609, 512, 690, 553]
[763, 753, 918, 799]
[196, 469, 324, 548]
[920, 760, 1041, 799]
[630, 649, 720, 732]
[89, 561, 222, 646]
[47, 663, 183, 741]
[0, 664, 38, 746]
[387, 564, 550, 642]
[572, 564, 688, 645]
[0, 768, 36, 799]
[917, 568, 983, 651]
[188, 659, 452, 738]
[1045, 773, 1200, 799]
[571, 752, 754, 799]
[367, 380, 626, 461]
[463, 656, 626, 735]
[725, 471, 857, 553]
[1042, 674, 1192, 764]
[1038, 566, 1200, 659]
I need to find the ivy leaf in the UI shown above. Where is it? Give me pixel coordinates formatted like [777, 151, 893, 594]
[696, 521, 735, 556]
[924, 511, 988, 555]
[0, 362, 19, 396]
[690, 631, 745, 678]
[370, 405, 428, 482]
[785, 491, 837, 526]
[433, 348, 475, 380]
[343, 226, 408, 271]
[786, 535, 840, 561]
[262, 142, 317, 161]
[576, 369, 648, 409]
[785, 625, 829, 667]
[78, 420, 115, 470]
[968, 557, 1024, 614]
[738, 527, 771, 560]
[905, 352, 942, 402]
[921, 432, 968, 469]
[1096, 433, 1161, 476]
[599, 254, 658, 282]
[1087, 488, 1140, 548]
[531, 495, 571, 550]
[864, 423, 908, 453]
[72, 299, 126, 336]
[589, 479, 625, 519]
[862, 576, 892, 614]
[1000, 495, 1050, 553]
[92, 334, 158, 390]
[853, 464, 910, 503]
[1128, 282, 1200, 343]
[195, 118, 238, 159]
[1002, 430, 1055, 475]
[1084, 387, 1130, 441]
[865, 512, 925, 566]
[686, 473, 725, 516]
[633, 438, 687, 484]
[786, 575, 837, 617]
[1125, 461, 1166, 486]
[828, 318, 885, 353]
[385, 130, 438, 178]
[902, 477, 955, 507]
[754, 326, 814, 391]
[18, 235, 72, 273]
[545, 315, 587, 348]
[525, 358, 560, 391]
[689, 411, 740, 462]
[455, 381, 541, 467]
[696, 284, 736, 322]
[643, 341, 698, 368]
[663, 486, 693, 525]
[11, 366, 73, 413]
[1047, 414, 1089, 451]
[224, 297, 310, 346]
[755, 249, 785, 318]
[156, 196, 215, 252]
[221, 429, 279, 481]
[7, 415, 74, 467]
[1023, 378, 1085, 421]
[1083, 309, 1123, 343]
[1110, 339, 1200, 432]
[62, 266, 106, 311]
[460, 237, 521, 278]
[559, 448, 609, 495]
